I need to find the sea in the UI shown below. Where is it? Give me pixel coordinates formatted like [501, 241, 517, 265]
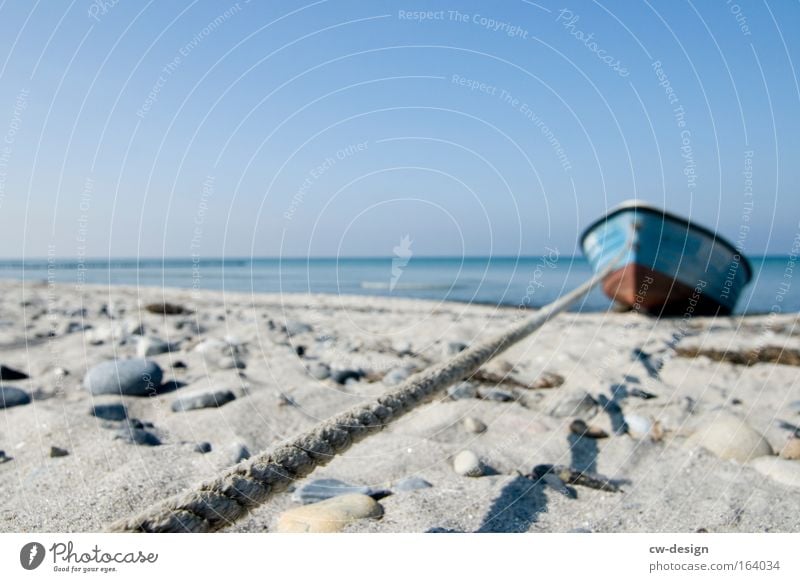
[0, 256, 796, 314]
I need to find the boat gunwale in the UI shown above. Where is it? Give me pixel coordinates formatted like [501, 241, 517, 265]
[579, 200, 753, 281]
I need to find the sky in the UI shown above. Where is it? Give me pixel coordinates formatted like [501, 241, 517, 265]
[0, 0, 797, 259]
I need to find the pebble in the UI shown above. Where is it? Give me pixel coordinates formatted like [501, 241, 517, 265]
[136, 336, 172, 358]
[114, 427, 161, 446]
[0, 364, 28, 381]
[685, 413, 773, 462]
[447, 381, 477, 400]
[83, 359, 164, 397]
[171, 389, 236, 412]
[779, 438, 800, 460]
[549, 391, 599, 420]
[291, 478, 379, 504]
[229, 443, 251, 464]
[284, 320, 312, 337]
[531, 371, 565, 389]
[193, 442, 212, 454]
[0, 386, 32, 409]
[144, 302, 191, 315]
[569, 419, 608, 439]
[0, 450, 11, 463]
[49, 446, 69, 458]
[453, 450, 483, 477]
[394, 476, 433, 492]
[307, 362, 331, 380]
[444, 341, 468, 356]
[463, 417, 487, 434]
[276, 493, 383, 533]
[382, 367, 411, 386]
[624, 414, 653, 439]
[478, 387, 515, 402]
[330, 369, 362, 385]
[90, 403, 128, 422]
[750, 457, 800, 488]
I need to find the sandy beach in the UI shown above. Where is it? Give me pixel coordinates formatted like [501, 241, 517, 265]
[1, 279, 799, 533]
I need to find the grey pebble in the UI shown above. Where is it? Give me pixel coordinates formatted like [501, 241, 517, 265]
[453, 450, 484, 477]
[463, 417, 487, 434]
[447, 381, 477, 400]
[444, 341, 468, 356]
[90, 403, 128, 422]
[136, 336, 172, 358]
[478, 387, 515, 402]
[83, 359, 164, 397]
[0, 386, 31, 409]
[0, 450, 11, 463]
[229, 443, 251, 464]
[0, 364, 29, 381]
[550, 391, 599, 420]
[49, 446, 69, 458]
[307, 362, 331, 380]
[394, 476, 433, 492]
[193, 442, 212, 454]
[291, 478, 376, 504]
[330, 369, 362, 385]
[171, 389, 236, 412]
[114, 427, 161, 446]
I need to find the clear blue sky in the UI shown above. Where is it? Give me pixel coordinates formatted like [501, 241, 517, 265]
[0, 0, 797, 258]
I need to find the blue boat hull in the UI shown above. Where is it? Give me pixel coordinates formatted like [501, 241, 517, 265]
[581, 203, 752, 316]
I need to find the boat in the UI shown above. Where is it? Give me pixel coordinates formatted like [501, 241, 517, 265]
[580, 201, 752, 316]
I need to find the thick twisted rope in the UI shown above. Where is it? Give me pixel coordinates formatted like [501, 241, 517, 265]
[109, 262, 616, 532]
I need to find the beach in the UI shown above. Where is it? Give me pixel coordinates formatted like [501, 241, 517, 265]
[1, 279, 799, 533]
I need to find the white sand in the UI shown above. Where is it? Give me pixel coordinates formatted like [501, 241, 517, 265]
[0, 280, 798, 533]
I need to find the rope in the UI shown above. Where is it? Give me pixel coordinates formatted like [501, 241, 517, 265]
[109, 260, 617, 532]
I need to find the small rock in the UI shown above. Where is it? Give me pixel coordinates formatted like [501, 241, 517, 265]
[0, 364, 28, 381]
[0, 386, 31, 409]
[136, 336, 172, 358]
[779, 438, 800, 460]
[394, 476, 433, 492]
[330, 369, 362, 385]
[549, 391, 598, 420]
[49, 446, 69, 458]
[685, 413, 773, 462]
[53, 367, 69, 378]
[83, 359, 164, 396]
[569, 419, 608, 439]
[392, 341, 413, 356]
[382, 367, 411, 386]
[284, 320, 312, 337]
[453, 450, 483, 477]
[444, 341, 468, 356]
[171, 389, 236, 412]
[0, 450, 12, 463]
[307, 362, 330, 380]
[629, 387, 657, 400]
[114, 427, 161, 446]
[463, 417, 487, 434]
[478, 387, 515, 402]
[750, 457, 800, 488]
[531, 371, 564, 389]
[90, 403, 128, 421]
[145, 302, 192, 315]
[291, 478, 380, 504]
[295, 345, 306, 357]
[193, 442, 212, 454]
[624, 414, 653, 439]
[447, 381, 477, 400]
[229, 443, 251, 464]
[276, 493, 383, 533]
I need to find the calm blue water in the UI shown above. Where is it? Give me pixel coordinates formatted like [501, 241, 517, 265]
[0, 256, 795, 314]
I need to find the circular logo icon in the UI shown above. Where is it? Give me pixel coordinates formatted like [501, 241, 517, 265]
[19, 542, 46, 570]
